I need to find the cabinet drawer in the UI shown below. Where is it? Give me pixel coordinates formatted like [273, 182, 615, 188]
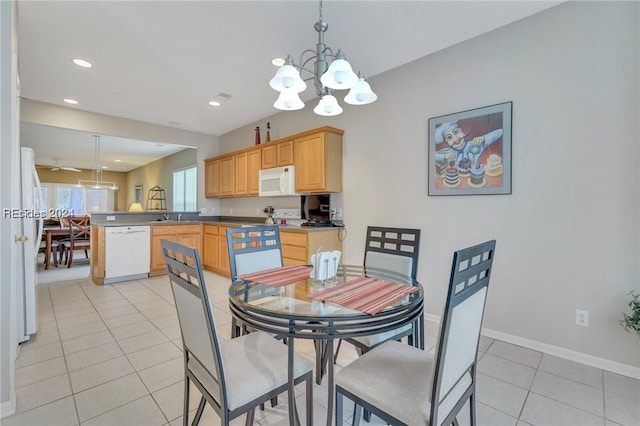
[178, 225, 202, 234]
[280, 231, 307, 247]
[282, 244, 307, 262]
[152, 226, 177, 236]
[203, 224, 219, 235]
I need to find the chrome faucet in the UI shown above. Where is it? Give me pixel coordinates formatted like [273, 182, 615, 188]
[163, 213, 170, 221]
[177, 213, 182, 222]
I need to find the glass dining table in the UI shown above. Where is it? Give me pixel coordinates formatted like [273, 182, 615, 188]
[228, 264, 424, 426]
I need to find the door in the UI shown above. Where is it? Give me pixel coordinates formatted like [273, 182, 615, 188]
[247, 148, 261, 195]
[204, 158, 220, 198]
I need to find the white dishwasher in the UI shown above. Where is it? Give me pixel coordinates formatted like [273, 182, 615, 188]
[105, 226, 150, 284]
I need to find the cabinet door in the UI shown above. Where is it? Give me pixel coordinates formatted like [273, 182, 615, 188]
[218, 226, 230, 276]
[294, 133, 326, 191]
[204, 158, 220, 198]
[203, 231, 218, 270]
[247, 148, 261, 196]
[219, 156, 235, 197]
[234, 152, 248, 196]
[277, 140, 294, 166]
[262, 144, 277, 169]
[150, 233, 177, 273]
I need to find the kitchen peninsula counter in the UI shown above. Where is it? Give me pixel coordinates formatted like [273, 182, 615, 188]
[90, 215, 343, 285]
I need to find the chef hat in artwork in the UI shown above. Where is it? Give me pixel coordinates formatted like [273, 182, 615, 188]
[435, 121, 458, 144]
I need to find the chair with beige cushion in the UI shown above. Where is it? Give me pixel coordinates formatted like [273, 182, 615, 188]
[334, 226, 421, 364]
[161, 239, 313, 426]
[335, 240, 496, 426]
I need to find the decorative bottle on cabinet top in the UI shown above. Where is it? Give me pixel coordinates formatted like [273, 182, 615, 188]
[266, 122, 271, 142]
[255, 126, 261, 145]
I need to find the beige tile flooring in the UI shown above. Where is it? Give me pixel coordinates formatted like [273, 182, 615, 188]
[4, 270, 640, 426]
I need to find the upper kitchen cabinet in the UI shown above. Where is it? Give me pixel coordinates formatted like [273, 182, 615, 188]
[204, 158, 220, 198]
[294, 127, 343, 193]
[204, 126, 343, 198]
[262, 139, 293, 169]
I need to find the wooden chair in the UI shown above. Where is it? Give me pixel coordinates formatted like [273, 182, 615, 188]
[335, 240, 496, 426]
[161, 239, 313, 426]
[60, 215, 90, 268]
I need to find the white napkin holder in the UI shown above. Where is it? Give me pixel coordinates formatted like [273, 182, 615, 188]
[310, 249, 341, 281]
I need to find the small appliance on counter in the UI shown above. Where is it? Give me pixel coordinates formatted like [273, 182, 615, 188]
[263, 206, 275, 224]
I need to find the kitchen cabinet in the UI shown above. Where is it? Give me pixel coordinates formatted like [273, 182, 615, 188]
[90, 225, 105, 285]
[150, 224, 203, 276]
[234, 152, 248, 196]
[280, 228, 342, 266]
[247, 147, 261, 196]
[219, 155, 235, 197]
[203, 126, 342, 199]
[202, 224, 231, 277]
[294, 128, 343, 193]
[261, 140, 293, 169]
[204, 158, 220, 198]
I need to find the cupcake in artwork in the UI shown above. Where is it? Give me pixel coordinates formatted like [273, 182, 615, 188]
[485, 154, 503, 176]
[458, 157, 472, 176]
[444, 161, 460, 187]
[468, 164, 486, 187]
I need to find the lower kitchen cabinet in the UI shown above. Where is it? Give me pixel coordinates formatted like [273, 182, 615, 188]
[202, 224, 231, 277]
[150, 224, 203, 276]
[280, 229, 342, 266]
[90, 225, 105, 285]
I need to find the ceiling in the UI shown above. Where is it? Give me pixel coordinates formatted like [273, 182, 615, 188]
[17, 0, 561, 171]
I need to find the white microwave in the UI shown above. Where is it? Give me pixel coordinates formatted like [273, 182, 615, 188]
[259, 166, 298, 197]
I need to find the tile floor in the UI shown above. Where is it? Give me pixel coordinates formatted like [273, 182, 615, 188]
[4, 270, 640, 426]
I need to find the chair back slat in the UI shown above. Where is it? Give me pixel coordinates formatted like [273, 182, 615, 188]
[431, 240, 496, 426]
[66, 215, 90, 242]
[226, 226, 283, 281]
[162, 240, 226, 404]
[364, 226, 421, 280]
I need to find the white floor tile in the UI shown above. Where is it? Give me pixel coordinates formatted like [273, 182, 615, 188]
[604, 371, 640, 396]
[118, 330, 170, 354]
[58, 320, 107, 341]
[0, 396, 78, 426]
[61, 330, 115, 355]
[487, 341, 542, 369]
[531, 370, 604, 417]
[605, 391, 640, 426]
[15, 356, 67, 388]
[15, 341, 64, 368]
[539, 353, 604, 389]
[478, 353, 537, 390]
[65, 341, 124, 371]
[69, 355, 134, 393]
[476, 372, 528, 417]
[126, 341, 182, 371]
[82, 395, 167, 426]
[15, 373, 72, 414]
[110, 320, 157, 341]
[73, 373, 149, 422]
[520, 393, 604, 426]
[137, 357, 184, 393]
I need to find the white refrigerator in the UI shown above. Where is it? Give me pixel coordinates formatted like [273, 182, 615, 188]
[17, 147, 43, 343]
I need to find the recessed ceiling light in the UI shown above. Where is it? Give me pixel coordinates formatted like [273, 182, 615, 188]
[114, 159, 121, 162]
[72, 58, 92, 68]
[208, 101, 221, 107]
[208, 93, 232, 108]
[272, 57, 285, 67]
[63, 98, 78, 104]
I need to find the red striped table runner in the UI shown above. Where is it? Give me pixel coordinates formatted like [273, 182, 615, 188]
[307, 277, 418, 315]
[237, 265, 312, 288]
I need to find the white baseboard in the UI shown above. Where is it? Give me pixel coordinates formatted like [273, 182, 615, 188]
[423, 314, 640, 379]
[0, 393, 16, 419]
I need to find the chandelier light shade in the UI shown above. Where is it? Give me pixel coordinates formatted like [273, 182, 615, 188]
[344, 73, 378, 105]
[270, 0, 376, 116]
[274, 91, 305, 110]
[314, 95, 343, 116]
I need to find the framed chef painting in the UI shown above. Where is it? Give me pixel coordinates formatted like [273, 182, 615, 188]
[428, 101, 512, 196]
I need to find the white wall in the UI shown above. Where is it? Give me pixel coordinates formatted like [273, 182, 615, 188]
[219, 2, 640, 371]
[0, 0, 19, 416]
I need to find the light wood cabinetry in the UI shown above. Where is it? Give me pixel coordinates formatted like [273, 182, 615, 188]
[204, 158, 220, 198]
[202, 224, 231, 277]
[90, 225, 105, 285]
[294, 128, 343, 193]
[204, 127, 342, 198]
[280, 229, 342, 266]
[234, 152, 248, 196]
[150, 224, 202, 276]
[262, 140, 293, 169]
[247, 147, 261, 196]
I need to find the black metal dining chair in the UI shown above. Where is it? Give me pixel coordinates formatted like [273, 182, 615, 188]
[334, 226, 421, 362]
[335, 240, 496, 426]
[161, 239, 314, 426]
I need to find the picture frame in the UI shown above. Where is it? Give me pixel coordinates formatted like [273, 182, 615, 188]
[135, 184, 143, 204]
[428, 101, 512, 196]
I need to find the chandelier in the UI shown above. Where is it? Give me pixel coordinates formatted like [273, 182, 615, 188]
[269, 0, 377, 116]
[77, 135, 118, 190]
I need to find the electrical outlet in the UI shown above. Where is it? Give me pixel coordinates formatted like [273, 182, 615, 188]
[576, 309, 589, 327]
[335, 208, 343, 220]
[106, 216, 115, 221]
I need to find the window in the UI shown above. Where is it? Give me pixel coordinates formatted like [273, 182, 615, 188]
[173, 166, 197, 211]
[38, 183, 114, 216]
